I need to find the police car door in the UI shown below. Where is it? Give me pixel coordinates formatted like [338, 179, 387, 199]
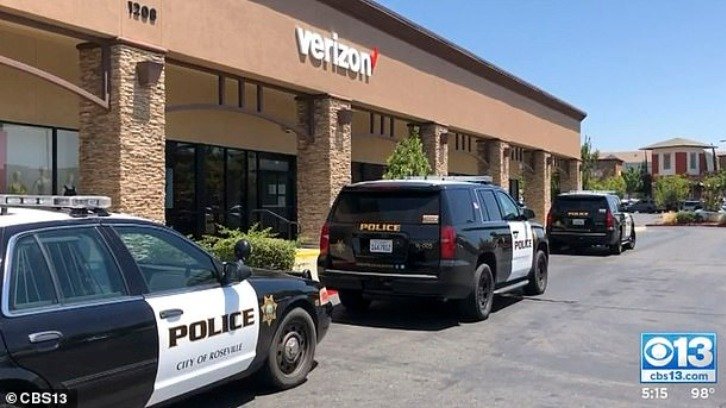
[495, 191, 534, 281]
[112, 225, 259, 406]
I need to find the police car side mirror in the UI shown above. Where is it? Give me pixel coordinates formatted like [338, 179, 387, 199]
[234, 239, 252, 263]
[221, 261, 252, 285]
[522, 208, 536, 220]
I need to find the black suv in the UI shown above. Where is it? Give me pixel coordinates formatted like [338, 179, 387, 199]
[547, 192, 636, 255]
[318, 178, 549, 321]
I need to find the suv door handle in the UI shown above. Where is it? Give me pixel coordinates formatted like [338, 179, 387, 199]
[159, 309, 184, 319]
[29, 331, 63, 344]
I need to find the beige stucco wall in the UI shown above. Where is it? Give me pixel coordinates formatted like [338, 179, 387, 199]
[0, 0, 582, 158]
[0, 22, 79, 128]
[448, 149, 478, 175]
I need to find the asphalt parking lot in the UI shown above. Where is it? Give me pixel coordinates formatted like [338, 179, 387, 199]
[177, 225, 725, 408]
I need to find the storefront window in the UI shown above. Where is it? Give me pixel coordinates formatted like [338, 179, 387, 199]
[352, 162, 385, 183]
[165, 142, 295, 238]
[226, 149, 246, 229]
[57, 129, 79, 195]
[0, 122, 77, 196]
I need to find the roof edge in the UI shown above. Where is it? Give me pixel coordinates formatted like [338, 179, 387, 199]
[317, 0, 587, 121]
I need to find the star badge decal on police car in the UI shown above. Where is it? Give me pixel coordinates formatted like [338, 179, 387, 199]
[261, 295, 278, 326]
[333, 239, 346, 255]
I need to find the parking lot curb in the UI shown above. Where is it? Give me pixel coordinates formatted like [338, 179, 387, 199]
[634, 226, 647, 233]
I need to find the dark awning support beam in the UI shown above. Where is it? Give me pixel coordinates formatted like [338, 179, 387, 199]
[0, 53, 109, 109]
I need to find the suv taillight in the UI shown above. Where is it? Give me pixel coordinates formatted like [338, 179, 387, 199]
[605, 210, 614, 230]
[440, 225, 456, 260]
[546, 208, 554, 227]
[319, 222, 330, 256]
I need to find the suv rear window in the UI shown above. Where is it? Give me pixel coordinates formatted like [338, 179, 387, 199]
[554, 196, 608, 213]
[332, 191, 440, 224]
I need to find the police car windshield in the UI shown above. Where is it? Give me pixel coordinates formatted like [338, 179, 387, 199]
[332, 191, 439, 224]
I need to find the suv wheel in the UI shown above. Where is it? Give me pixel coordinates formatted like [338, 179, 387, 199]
[625, 230, 636, 250]
[524, 250, 548, 296]
[458, 263, 494, 322]
[339, 290, 371, 313]
[610, 240, 623, 255]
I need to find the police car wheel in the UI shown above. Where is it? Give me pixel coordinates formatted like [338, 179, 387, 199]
[524, 250, 548, 296]
[260, 308, 316, 389]
[458, 263, 494, 322]
[338, 290, 371, 313]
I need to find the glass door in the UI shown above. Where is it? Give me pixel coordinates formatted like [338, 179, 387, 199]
[165, 142, 197, 236]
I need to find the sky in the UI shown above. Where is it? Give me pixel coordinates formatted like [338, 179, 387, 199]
[376, 0, 726, 152]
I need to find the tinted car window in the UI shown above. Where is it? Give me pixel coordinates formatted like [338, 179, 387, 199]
[115, 226, 218, 293]
[554, 196, 608, 213]
[332, 191, 440, 224]
[9, 228, 127, 311]
[38, 228, 127, 304]
[496, 191, 521, 221]
[9, 236, 57, 310]
[446, 189, 476, 225]
[478, 190, 502, 221]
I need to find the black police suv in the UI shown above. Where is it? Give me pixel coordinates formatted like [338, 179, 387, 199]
[0, 195, 332, 408]
[547, 191, 636, 255]
[318, 177, 549, 321]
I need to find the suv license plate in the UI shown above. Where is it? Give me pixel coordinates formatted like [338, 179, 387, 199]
[370, 239, 393, 253]
[572, 219, 585, 226]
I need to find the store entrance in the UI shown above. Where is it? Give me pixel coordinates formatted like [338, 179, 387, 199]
[165, 141, 296, 238]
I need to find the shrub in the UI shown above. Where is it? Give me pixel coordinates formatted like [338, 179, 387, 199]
[675, 211, 696, 225]
[197, 225, 296, 270]
[661, 212, 677, 225]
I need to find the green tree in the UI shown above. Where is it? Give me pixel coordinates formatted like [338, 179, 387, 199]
[621, 165, 642, 197]
[590, 176, 626, 198]
[702, 170, 726, 211]
[653, 175, 690, 211]
[580, 136, 599, 190]
[383, 127, 432, 179]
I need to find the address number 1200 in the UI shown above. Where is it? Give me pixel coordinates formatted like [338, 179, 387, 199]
[127, 1, 157, 23]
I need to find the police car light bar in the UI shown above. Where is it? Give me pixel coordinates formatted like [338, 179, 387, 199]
[0, 195, 112, 209]
[405, 175, 493, 184]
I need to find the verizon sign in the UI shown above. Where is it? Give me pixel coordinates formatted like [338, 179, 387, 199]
[295, 27, 379, 78]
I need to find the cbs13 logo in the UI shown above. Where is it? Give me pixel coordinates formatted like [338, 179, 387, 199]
[641, 333, 716, 370]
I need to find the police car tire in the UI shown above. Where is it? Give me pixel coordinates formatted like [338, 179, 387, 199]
[524, 250, 548, 296]
[338, 290, 371, 313]
[457, 263, 494, 322]
[259, 308, 316, 390]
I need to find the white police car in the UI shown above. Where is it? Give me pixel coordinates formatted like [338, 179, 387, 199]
[0, 195, 332, 407]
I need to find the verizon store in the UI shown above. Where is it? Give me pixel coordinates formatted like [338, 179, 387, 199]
[0, 0, 585, 242]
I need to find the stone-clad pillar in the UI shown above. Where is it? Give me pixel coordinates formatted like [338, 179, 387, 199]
[296, 95, 352, 244]
[524, 150, 552, 224]
[485, 139, 510, 191]
[560, 159, 582, 193]
[419, 123, 448, 176]
[78, 43, 166, 222]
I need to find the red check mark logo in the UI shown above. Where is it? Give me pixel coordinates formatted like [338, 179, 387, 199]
[371, 47, 379, 70]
